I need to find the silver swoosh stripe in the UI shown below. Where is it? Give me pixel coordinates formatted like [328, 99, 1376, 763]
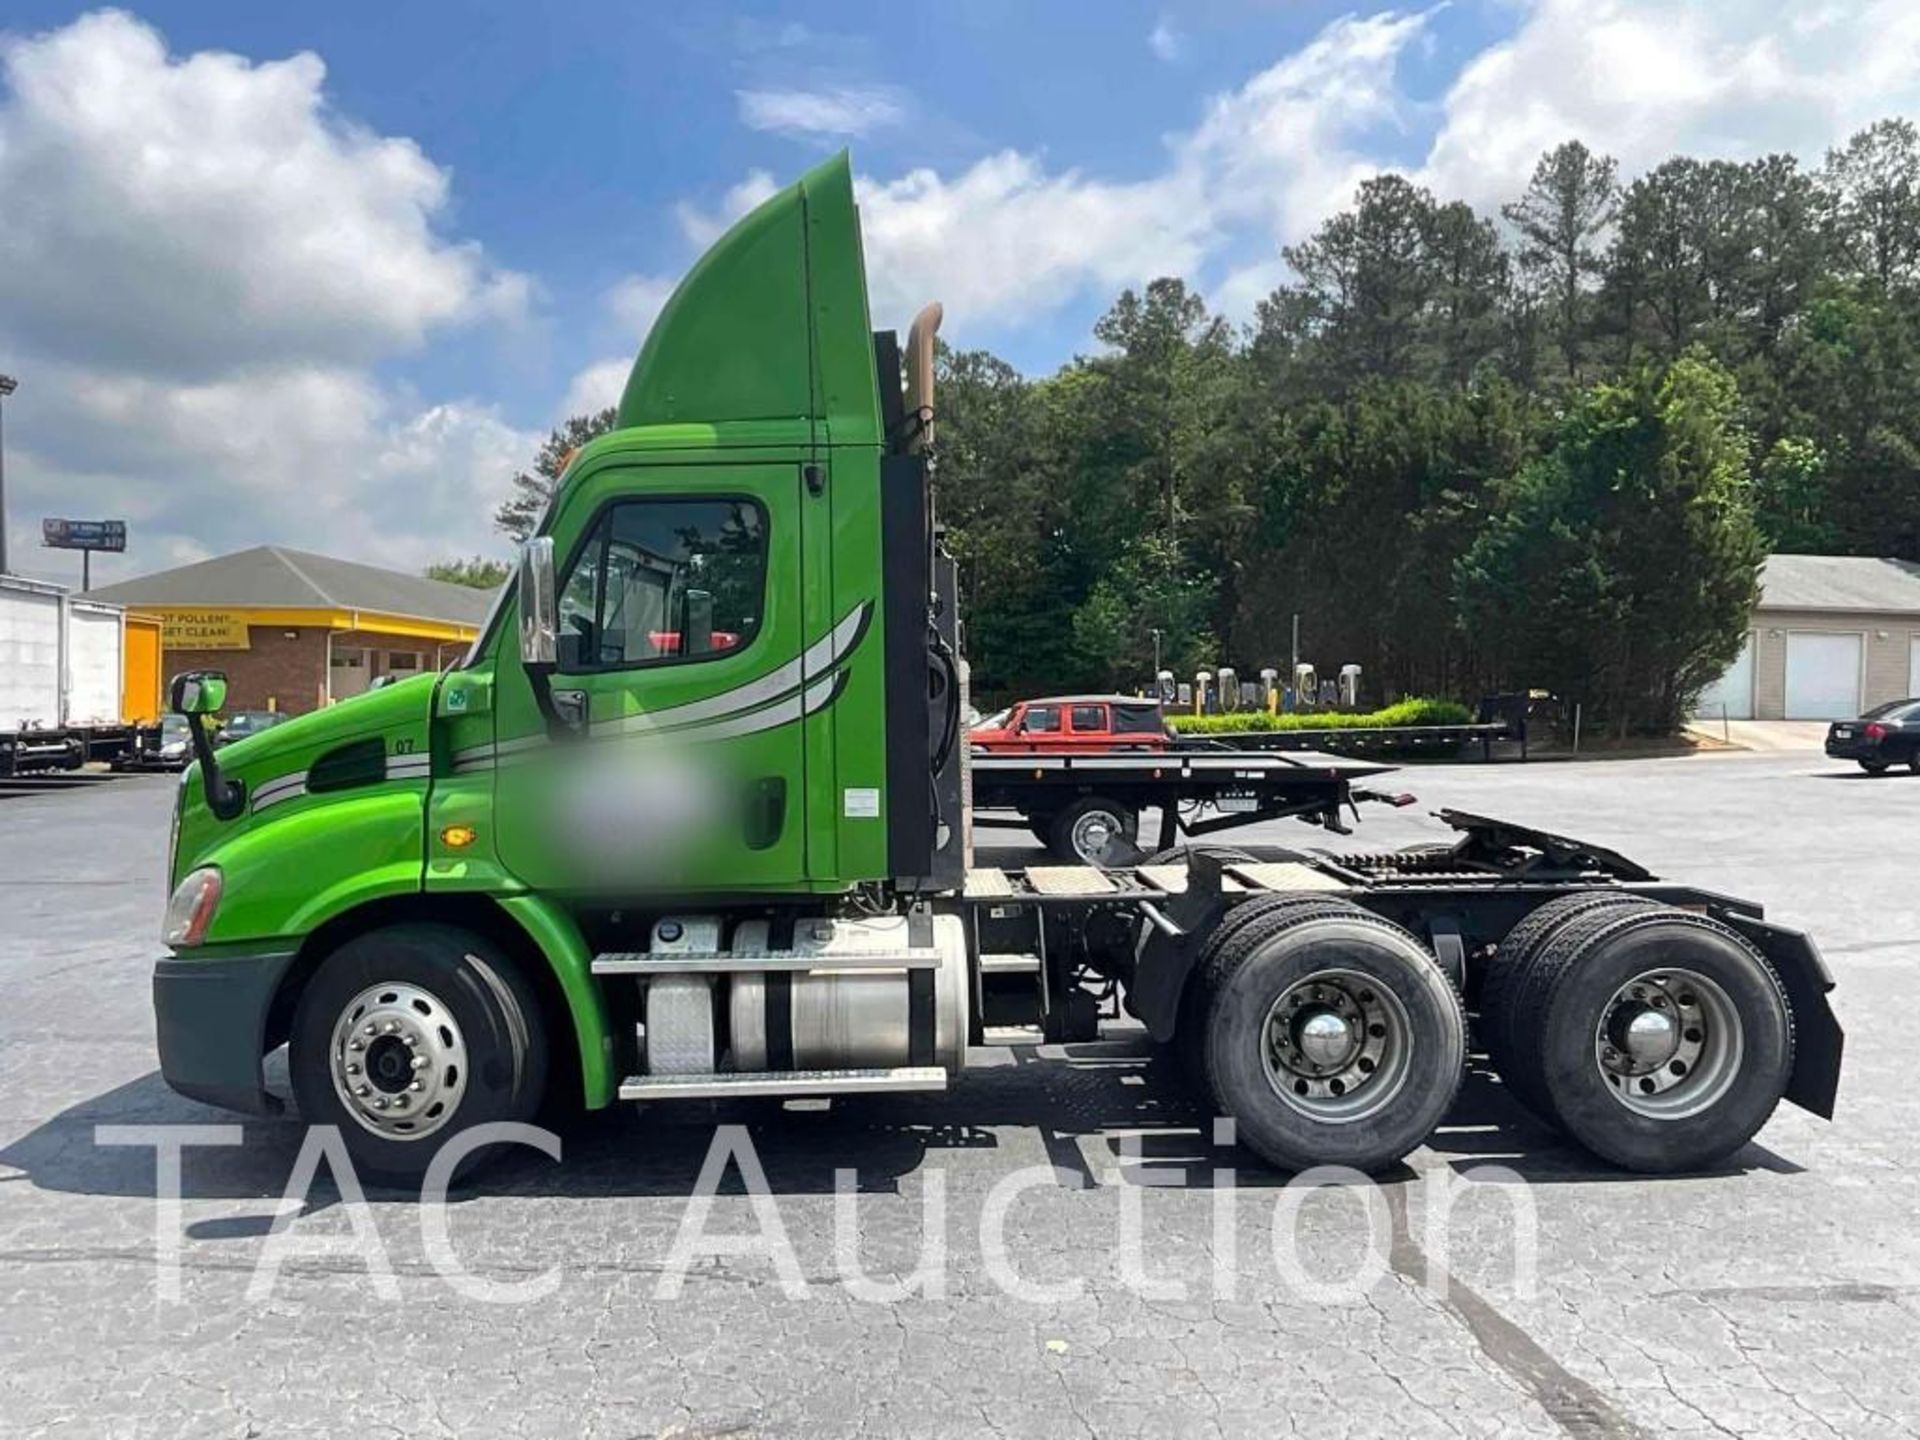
[251, 780, 306, 814]
[249, 751, 435, 813]
[687, 668, 849, 743]
[451, 601, 871, 765]
[453, 669, 853, 771]
[620, 602, 869, 734]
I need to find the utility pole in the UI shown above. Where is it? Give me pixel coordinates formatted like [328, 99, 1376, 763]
[0, 373, 16, 578]
[1290, 612, 1300, 676]
[1149, 627, 1163, 682]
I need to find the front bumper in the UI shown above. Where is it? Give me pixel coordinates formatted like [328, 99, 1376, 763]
[153, 949, 298, 1115]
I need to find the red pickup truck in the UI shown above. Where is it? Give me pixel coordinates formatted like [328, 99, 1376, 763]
[970, 694, 1174, 753]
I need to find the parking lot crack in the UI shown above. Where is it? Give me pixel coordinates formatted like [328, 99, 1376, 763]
[1383, 1185, 1650, 1439]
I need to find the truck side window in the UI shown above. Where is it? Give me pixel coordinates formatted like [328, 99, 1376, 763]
[1023, 705, 1060, 733]
[556, 498, 767, 672]
[1069, 704, 1105, 732]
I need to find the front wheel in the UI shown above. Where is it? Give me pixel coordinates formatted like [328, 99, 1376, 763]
[289, 923, 549, 1186]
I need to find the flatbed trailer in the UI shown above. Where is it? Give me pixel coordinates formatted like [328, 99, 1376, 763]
[970, 747, 1411, 864]
[1178, 720, 1521, 761]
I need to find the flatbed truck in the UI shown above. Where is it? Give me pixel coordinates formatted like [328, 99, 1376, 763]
[153, 153, 1842, 1183]
[969, 748, 1413, 864]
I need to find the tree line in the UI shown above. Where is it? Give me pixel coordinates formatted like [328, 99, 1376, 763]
[493, 121, 1920, 734]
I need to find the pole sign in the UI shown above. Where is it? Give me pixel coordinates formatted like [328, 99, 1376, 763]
[42, 518, 127, 553]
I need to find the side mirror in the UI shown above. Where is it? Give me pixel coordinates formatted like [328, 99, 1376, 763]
[518, 537, 558, 669]
[169, 670, 228, 716]
[166, 670, 245, 820]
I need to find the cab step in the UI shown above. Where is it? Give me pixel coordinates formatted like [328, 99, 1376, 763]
[592, 948, 942, 976]
[617, 1066, 949, 1101]
[979, 952, 1041, 974]
[980, 1023, 1047, 1046]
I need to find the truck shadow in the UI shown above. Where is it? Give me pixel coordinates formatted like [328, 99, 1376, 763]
[0, 1040, 1800, 1222]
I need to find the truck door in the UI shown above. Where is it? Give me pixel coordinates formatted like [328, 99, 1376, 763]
[491, 464, 813, 894]
[1067, 702, 1109, 749]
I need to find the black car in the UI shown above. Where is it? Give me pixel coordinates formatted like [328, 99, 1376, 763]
[1826, 698, 1920, 774]
[213, 709, 290, 748]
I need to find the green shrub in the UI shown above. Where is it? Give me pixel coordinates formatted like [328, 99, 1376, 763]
[1166, 697, 1473, 734]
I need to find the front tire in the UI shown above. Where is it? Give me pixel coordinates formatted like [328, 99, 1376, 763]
[1200, 906, 1465, 1173]
[290, 923, 549, 1186]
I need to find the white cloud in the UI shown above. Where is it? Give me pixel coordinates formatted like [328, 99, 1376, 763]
[559, 359, 632, 420]
[1149, 18, 1185, 63]
[849, 10, 1431, 333]
[608, 275, 677, 339]
[675, 170, 782, 248]
[0, 10, 527, 379]
[1421, 0, 1920, 211]
[553, 273, 679, 421]
[7, 361, 537, 575]
[0, 11, 538, 581]
[736, 85, 906, 139]
[856, 153, 1211, 332]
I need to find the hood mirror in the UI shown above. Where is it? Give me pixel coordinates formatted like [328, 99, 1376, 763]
[166, 670, 245, 820]
[169, 670, 227, 717]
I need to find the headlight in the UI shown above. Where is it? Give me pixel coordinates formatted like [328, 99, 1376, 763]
[163, 866, 223, 947]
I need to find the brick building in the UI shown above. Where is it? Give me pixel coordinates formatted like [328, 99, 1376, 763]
[88, 546, 495, 716]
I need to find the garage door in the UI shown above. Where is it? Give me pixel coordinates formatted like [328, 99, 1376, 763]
[1910, 635, 1920, 698]
[1784, 632, 1862, 719]
[1694, 632, 1755, 719]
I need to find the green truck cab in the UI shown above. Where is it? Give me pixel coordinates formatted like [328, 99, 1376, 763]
[157, 153, 965, 1176]
[155, 153, 1843, 1185]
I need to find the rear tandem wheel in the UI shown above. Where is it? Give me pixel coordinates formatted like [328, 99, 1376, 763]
[1483, 902, 1795, 1172]
[1191, 901, 1467, 1174]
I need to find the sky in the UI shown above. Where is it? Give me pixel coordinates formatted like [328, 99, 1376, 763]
[3, 1, 1919, 587]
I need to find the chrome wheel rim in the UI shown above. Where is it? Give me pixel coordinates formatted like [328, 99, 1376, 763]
[328, 981, 467, 1140]
[1261, 969, 1413, 1123]
[1070, 809, 1123, 865]
[1594, 967, 1742, 1119]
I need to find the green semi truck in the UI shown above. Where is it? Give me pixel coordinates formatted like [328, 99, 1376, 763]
[154, 153, 1842, 1183]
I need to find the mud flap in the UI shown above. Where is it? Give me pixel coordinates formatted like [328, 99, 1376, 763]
[1128, 850, 1230, 1043]
[1720, 914, 1844, 1119]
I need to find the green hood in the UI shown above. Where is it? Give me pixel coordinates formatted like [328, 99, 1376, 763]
[212, 671, 438, 775]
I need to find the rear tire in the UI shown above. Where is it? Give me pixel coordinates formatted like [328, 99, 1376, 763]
[1166, 893, 1345, 1097]
[1478, 890, 1658, 1115]
[1859, 759, 1889, 775]
[1200, 906, 1465, 1173]
[289, 923, 549, 1187]
[1047, 796, 1138, 866]
[1504, 906, 1793, 1172]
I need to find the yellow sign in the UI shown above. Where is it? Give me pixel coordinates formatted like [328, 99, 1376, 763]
[162, 610, 252, 651]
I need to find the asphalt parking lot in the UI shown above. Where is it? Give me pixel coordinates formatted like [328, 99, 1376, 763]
[2, 750, 1918, 1438]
